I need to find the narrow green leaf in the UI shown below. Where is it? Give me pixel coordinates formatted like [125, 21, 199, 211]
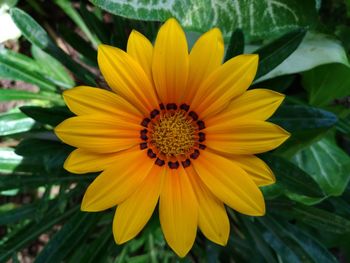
[35, 212, 100, 263]
[224, 29, 244, 61]
[255, 29, 306, 79]
[31, 45, 75, 89]
[53, 0, 100, 47]
[292, 137, 350, 197]
[0, 89, 61, 102]
[20, 106, 74, 127]
[302, 63, 350, 106]
[10, 8, 96, 86]
[0, 111, 36, 136]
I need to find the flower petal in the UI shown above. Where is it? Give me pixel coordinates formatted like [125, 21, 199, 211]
[127, 30, 153, 82]
[205, 89, 285, 125]
[184, 28, 224, 103]
[63, 86, 142, 120]
[228, 155, 275, 186]
[64, 148, 126, 174]
[113, 165, 165, 243]
[152, 18, 189, 104]
[159, 167, 198, 257]
[98, 44, 158, 115]
[81, 149, 154, 211]
[186, 166, 229, 245]
[54, 115, 140, 153]
[192, 150, 265, 216]
[191, 54, 258, 118]
[205, 120, 290, 155]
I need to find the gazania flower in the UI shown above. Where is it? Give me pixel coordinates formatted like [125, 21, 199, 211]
[55, 18, 290, 257]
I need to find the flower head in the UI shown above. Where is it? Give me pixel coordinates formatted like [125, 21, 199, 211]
[55, 18, 290, 257]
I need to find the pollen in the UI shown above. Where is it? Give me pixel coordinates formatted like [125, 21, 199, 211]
[150, 111, 195, 156]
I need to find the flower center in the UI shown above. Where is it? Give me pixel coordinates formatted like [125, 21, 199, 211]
[150, 111, 195, 155]
[139, 103, 206, 169]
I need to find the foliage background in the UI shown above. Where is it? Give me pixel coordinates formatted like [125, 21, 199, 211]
[0, 0, 350, 262]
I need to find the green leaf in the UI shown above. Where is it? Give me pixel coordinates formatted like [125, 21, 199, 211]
[263, 155, 324, 203]
[271, 104, 338, 132]
[258, 33, 349, 81]
[90, 0, 317, 41]
[31, 45, 75, 89]
[20, 105, 74, 127]
[35, 212, 100, 263]
[0, 111, 36, 136]
[224, 29, 244, 61]
[0, 49, 57, 92]
[10, 8, 96, 86]
[255, 29, 306, 79]
[0, 147, 23, 174]
[0, 89, 61, 102]
[292, 137, 350, 197]
[53, 0, 101, 47]
[302, 63, 350, 107]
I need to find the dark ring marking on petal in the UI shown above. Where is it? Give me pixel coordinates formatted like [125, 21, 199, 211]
[180, 103, 190, 112]
[198, 132, 206, 142]
[159, 103, 165, 110]
[140, 142, 148, 150]
[155, 158, 165, 166]
[188, 111, 198, 121]
[140, 129, 148, 140]
[168, 161, 179, 169]
[190, 149, 200, 159]
[147, 149, 157, 158]
[166, 103, 177, 110]
[182, 159, 191, 168]
[141, 118, 151, 127]
[150, 109, 160, 119]
[197, 120, 205, 130]
[198, 144, 206, 150]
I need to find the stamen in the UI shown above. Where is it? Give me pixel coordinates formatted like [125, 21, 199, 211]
[180, 104, 190, 112]
[168, 161, 180, 169]
[197, 120, 205, 130]
[182, 159, 191, 168]
[150, 109, 160, 119]
[166, 103, 177, 110]
[141, 118, 151, 127]
[147, 149, 157, 158]
[198, 144, 206, 150]
[155, 158, 165, 166]
[140, 142, 148, 150]
[189, 111, 198, 121]
[198, 132, 206, 142]
[159, 103, 165, 110]
[140, 129, 148, 140]
[190, 149, 200, 159]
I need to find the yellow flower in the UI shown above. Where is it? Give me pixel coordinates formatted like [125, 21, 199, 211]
[54, 18, 290, 257]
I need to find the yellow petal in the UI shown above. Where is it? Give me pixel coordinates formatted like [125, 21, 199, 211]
[127, 30, 153, 82]
[64, 149, 126, 174]
[186, 166, 229, 245]
[152, 18, 189, 104]
[184, 28, 224, 103]
[63, 86, 142, 121]
[205, 120, 290, 155]
[228, 155, 276, 186]
[81, 149, 154, 211]
[113, 165, 165, 243]
[192, 150, 265, 216]
[205, 89, 285, 125]
[54, 115, 140, 153]
[159, 167, 198, 257]
[191, 54, 258, 119]
[98, 44, 158, 115]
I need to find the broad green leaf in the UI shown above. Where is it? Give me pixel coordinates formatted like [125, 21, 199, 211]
[31, 45, 75, 89]
[0, 89, 61, 102]
[10, 8, 96, 86]
[20, 106, 74, 127]
[53, 0, 100, 47]
[258, 33, 349, 81]
[35, 212, 100, 263]
[292, 138, 350, 197]
[0, 110, 36, 136]
[224, 29, 244, 61]
[0, 147, 23, 174]
[302, 63, 350, 107]
[90, 0, 317, 41]
[255, 29, 306, 78]
[263, 155, 324, 203]
[271, 104, 338, 132]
